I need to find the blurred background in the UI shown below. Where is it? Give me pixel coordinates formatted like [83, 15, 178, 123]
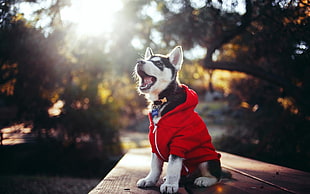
[0, 0, 309, 193]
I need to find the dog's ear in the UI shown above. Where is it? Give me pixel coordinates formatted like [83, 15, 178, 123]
[144, 47, 154, 59]
[168, 46, 183, 70]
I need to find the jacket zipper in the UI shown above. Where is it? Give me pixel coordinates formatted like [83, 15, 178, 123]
[153, 124, 190, 176]
[183, 163, 189, 174]
[154, 124, 189, 173]
[153, 124, 166, 161]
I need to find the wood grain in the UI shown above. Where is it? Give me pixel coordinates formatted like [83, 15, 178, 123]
[89, 148, 310, 194]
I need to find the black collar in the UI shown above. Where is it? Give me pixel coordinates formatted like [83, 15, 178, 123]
[153, 97, 168, 106]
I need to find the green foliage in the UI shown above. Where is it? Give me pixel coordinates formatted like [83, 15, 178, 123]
[219, 77, 310, 171]
[0, 1, 124, 159]
[1, 0, 309, 173]
[0, 18, 62, 128]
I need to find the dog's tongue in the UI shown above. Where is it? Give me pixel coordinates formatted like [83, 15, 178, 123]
[144, 77, 153, 85]
[140, 76, 155, 90]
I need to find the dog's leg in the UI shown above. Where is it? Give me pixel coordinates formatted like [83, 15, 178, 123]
[160, 155, 183, 194]
[137, 153, 163, 187]
[194, 160, 221, 187]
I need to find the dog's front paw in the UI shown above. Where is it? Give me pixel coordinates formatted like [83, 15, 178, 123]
[194, 177, 218, 187]
[137, 178, 156, 188]
[160, 182, 179, 194]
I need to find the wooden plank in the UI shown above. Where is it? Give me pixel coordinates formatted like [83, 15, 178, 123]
[187, 171, 289, 194]
[220, 152, 310, 194]
[89, 148, 310, 194]
[89, 148, 161, 194]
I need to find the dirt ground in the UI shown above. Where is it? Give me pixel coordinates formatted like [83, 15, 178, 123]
[0, 175, 100, 194]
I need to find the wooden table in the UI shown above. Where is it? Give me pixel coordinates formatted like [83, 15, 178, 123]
[89, 148, 310, 194]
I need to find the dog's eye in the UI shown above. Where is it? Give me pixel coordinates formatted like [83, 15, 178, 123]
[153, 61, 164, 70]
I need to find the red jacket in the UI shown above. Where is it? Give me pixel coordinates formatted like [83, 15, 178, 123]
[148, 85, 220, 175]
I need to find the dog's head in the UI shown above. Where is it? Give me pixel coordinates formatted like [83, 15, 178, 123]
[134, 46, 183, 98]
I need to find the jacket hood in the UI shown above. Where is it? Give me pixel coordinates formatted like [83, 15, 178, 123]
[173, 84, 198, 112]
[150, 84, 199, 128]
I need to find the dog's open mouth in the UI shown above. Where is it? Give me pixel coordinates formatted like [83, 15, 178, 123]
[137, 70, 156, 91]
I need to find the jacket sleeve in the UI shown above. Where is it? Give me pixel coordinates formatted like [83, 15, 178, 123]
[169, 116, 211, 158]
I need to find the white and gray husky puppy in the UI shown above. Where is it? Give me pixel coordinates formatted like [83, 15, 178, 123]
[134, 46, 221, 194]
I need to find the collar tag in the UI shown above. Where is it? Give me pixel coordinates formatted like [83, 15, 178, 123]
[151, 108, 159, 118]
[151, 97, 167, 118]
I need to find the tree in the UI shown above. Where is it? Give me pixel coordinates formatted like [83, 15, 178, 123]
[158, 0, 309, 114]
[0, 0, 122, 154]
[0, 0, 127, 177]
[0, 13, 62, 128]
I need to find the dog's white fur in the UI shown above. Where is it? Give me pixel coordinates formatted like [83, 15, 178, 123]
[138, 46, 183, 102]
[136, 46, 218, 193]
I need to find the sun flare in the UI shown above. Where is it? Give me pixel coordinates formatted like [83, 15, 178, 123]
[61, 0, 123, 36]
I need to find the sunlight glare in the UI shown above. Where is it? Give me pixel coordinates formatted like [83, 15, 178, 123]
[48, 100, 64, 117]
[61, 0, 123, 36]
